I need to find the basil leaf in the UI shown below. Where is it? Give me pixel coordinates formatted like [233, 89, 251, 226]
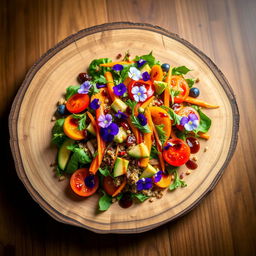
[66, 85, 80, 100]
[133, 51, 160, 67]
[155, 124, 167, 145]
[132, 193, 149, 202]
[99, 191, 112, 211]
[191, 106, 212, 133]
[185, 78, 195, 88]
[172, 66, 191, 75]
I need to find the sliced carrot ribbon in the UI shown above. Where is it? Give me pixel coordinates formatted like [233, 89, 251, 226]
[184, 96, 219, 109]
[104, 71, 117, 102]
[112, 177, 127, 197]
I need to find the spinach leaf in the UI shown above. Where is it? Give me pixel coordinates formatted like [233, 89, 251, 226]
[88, 58, 112, 77]
[191, 105, 212, 133]
[72, 113, 87, 130]
[99, 191, 112, 211]
[132, 193, 149, 202]
[172, 66, 191, 75]
[155, 124, 167, 145]
[99, 167, 112, 177]
[52, 118, 65, 134]
[167, 166, 187, 191]
[185, 78, 195, 88]
[66, 85, 80, 100]
[133, 51, 160, 67]
[51, 118, 67, 147]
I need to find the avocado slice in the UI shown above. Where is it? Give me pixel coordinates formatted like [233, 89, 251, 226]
[154, 81, 168, 95]
[58, 139, 74, 170]
[86, 122, 96, 136]
[128, 143, 150, 159]
[140, 164, 157, 178]
[114, 127, 127, 143]
[113, 157, 129, 177]
[111, 98, 127, 113]
[140, 63, 151, 74]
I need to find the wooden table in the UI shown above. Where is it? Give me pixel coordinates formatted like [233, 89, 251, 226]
[1, 0, 255, 255]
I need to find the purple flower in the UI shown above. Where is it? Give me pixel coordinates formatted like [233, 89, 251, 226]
[142, 71, 150, 81]
[89, 98, 100, 110]
[131, 85, 147, 102]
[153, 171, 163, 183]
[137, 113, 147, 126]
[113, 83, 127, 96]
[96, 83, 106, 89]
[100, 123, 119, 142]
[136, 178, 153, 191]
[164, 141, 175, 150]
[112, 64, 123, 71]
[128, 67, 142, 81]
[84, 175, 96, 188]
[115, 110, 128, 120]
[78, 81, 91, 94]
[137, 59, 147, 68]
[180, 113, 199, 131]
[98, 114, 112, 128]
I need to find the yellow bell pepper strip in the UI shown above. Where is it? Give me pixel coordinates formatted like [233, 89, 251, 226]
[100, 61, 135, 67]
[112, 177, 127, 197]
[104, 71, 118, 103]
[164, 68, 172, 107]
[184, 96, 219, 109]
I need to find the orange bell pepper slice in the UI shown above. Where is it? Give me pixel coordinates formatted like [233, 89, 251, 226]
[63, 115, 86, 140]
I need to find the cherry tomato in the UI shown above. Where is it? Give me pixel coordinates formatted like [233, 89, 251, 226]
[163, 138, 190, 166]
[176, 106, 200, 131]
[128, 80, 154, 102]
[66, 93, 89, 113]
[70, 168, 99, 197]
[170, 76, 189, 103]
[63, 115, 86, 140]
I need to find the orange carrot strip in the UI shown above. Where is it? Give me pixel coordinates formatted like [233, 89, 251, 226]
[112, 177, 127, 197]
[198, 132, 210, 140]
[100, 61, 135, 67]
[104, 71, 117, 102]
[164, 68, 172, 107]
[184, 96, 219, 109]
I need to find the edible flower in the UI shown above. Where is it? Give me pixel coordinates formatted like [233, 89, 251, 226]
[98, 114, 112, 128]
[136, 178, 153, 191]
[180, 113, 199, 131]
[89, 98, 100, 110]
[78, 81, 91, 94]
[137, 59, 146, 68]
[112, 64, 123, 71]
[142, 71, 150, 81]
[84, 175, 96, 188]
[113, 83, 127, 96]
[96, 83, 106, 89]
[131, 85, 147, 102]
[164, 141, 175, 150]
[153, 171, 163, 183]
[100, 123, 119, 142]
[115, 110, 128, 120]
[137, 113, 147, 126]
[128, 67, 142, 81]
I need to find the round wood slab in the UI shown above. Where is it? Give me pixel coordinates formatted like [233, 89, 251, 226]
[9, 22, 239, 234]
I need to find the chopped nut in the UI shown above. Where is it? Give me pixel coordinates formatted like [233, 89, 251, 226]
[186, 170, 191, 175]
[192, 156, 198, 162]
[58, 98, 66, 105]
[204, 146, 208, 152]
[51, 116, 56, 121]
[196, 78, 200, 83]
[104, 99, 109, 104]
[50, 162, 57, 167]
[149, 198, 154, 203]
[180, 172, 185, 179]
[127, 130, 131, 134]
[116, 53, 122, 59]
[171, 175, 175, 181]
[112, 197, 117, 203]
[58, 175, 66, 181]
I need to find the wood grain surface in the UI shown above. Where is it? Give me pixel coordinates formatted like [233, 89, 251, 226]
[0, 0, 255, 255]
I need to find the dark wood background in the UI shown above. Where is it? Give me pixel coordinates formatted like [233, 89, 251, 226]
[1, 0, 255, 255]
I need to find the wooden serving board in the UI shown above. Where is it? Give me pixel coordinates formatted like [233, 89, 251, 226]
[9, 22, 239, 234]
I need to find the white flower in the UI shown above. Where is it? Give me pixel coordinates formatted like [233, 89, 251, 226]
[128, 67, 142, 81]
[131, 85, 147, 102]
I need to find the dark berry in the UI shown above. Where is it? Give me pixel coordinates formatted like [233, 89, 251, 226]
[161, 63, 170, 72]
[78, 72, 92, 83]
[189, 87, 200, 98]
[57, 104, 66, 115]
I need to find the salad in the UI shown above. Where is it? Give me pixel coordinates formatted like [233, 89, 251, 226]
[51, 51, 219, 211]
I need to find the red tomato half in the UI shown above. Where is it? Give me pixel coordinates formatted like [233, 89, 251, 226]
[163, 138, 190, 166]
[66, 93, 90, 113]
[70, 168, 99, 197]
[128, 80, 155, 102]
[170, 76, 189, 103]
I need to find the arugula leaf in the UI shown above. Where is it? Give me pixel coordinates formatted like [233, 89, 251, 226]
[99, 167, 112, 177]
[172, 66, 191, 75]
[170, 88, 180, 104]
[132, 193, 149, 202]
[155, 124, 167, 145]
[93, 75, 107, 84]
[88, 82, 99, 96]
[126, 99, 151, 134]
[185, 78, 195, 88]
[72, 113, 87, 130]
[88, 58, 112, 77]
[167, 166, 187, 191]
[99, 191, 112, 211]
[52, 118, 65, 134]
[191, 105, 212, 133]
[160, 106, 181, 125]
[133, 51, 160, 67]
[66, 85, 80, 100]
[51, 118, 67, 147]
[150, 145, 159, 159]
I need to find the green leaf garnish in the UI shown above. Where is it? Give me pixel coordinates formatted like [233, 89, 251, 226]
[99, 190, 112, 211]
[160, 106, 182, 125]
[185, 78, 195, 88]
[155, 124, 167, 145]
[99, 167, 112, 177]
[132, 193, 149, 202]
[172, 66, 191, 75]
[167, 166, 187, 191]
[51, 118, 67, 147]
[72, 113, 87, 130]
[191, 105, 212, 133]
[133, 51, 160, 67]
[66, 85, 80, 100]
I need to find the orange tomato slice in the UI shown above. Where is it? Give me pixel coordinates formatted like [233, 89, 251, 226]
[170, 76, 189, 103]
[63, 115, 86, 140]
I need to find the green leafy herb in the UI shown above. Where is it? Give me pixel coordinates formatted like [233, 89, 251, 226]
[72, 113, 87, 130]
[51, 118, 67, 147]
[185, 78, 195, 88]
[133, 51, 160, 67]
[55, 166, 64, 177]
[172, 66, 191, 75]
[191, 105, 212, 133]
[176, 130, 187, 141]
[170, 88, 180, 104]
[52, 118, 65, 134]
[88, 82, 99, 96]
[88, 58, 112, 77]
[116, 193, 123, 201]
[66, 85, 80, 100]
[122, 50, 130, 61]
[160, 106, 182, 125]
[99, 167, 112, 177]
[150, 145, 159, 159]
[132, 193, 149, 202]
[155, 124, 167, 145]
[167, 166, 187, 191]
[126, 100, 151, 134]
[99, 190, 112, 211]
